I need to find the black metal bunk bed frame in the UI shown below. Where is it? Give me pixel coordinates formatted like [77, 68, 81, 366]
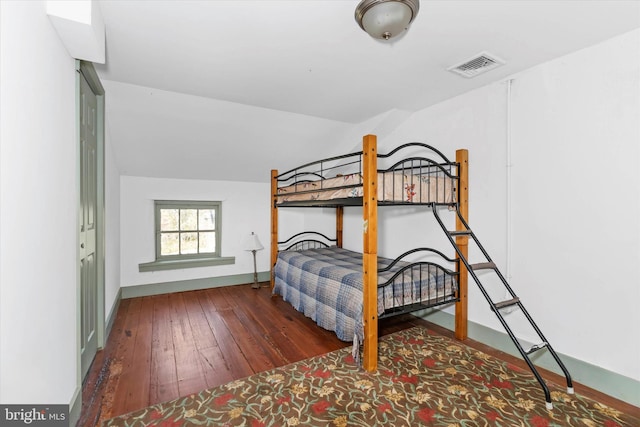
[274, 141, 458, 207]
[276, 230, 460, 320]
[270, 134, 573, 408]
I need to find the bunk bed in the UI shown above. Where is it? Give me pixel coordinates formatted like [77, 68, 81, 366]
[270, 134, 469, 371]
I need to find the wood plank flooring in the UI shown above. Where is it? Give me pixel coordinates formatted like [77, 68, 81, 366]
[77, 283, 639, 426]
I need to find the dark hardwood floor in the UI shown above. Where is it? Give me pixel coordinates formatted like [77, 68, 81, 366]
[77, 283, 639, 426]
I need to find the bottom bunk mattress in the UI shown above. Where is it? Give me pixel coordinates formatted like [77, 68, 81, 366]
[273, 246, 457, 343]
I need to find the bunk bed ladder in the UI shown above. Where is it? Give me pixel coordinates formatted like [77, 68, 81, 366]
[432, 204, 574, 410]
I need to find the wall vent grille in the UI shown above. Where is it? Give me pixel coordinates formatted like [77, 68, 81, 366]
[448, 52, 505, 78]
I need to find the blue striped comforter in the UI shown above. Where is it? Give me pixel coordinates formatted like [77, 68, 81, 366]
[273, 247, 456, 343]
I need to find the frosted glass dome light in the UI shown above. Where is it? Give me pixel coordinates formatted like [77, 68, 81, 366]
[355, 0, 420, 40]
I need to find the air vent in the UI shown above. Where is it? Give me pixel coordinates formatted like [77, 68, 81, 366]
[448, 52, 505, 78]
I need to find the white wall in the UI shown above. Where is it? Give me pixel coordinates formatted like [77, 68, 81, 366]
[343, 30, 640, 382]
[508, 29, 639, 381]
[120, 176, 270, 287]
[105, 124, 121, 316]
[0, 0, 78, 404]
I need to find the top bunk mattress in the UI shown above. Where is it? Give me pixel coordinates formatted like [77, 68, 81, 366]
[277, 171, 456, 205]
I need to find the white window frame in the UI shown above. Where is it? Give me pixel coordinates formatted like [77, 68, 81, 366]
[138, 200, 235, 272]
[155, 200, 221, 260]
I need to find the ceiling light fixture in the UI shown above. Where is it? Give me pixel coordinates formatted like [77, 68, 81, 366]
[355, 0, 420, 41]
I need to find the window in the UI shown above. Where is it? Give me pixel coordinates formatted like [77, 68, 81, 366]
[156, 200, 221, 259]
[139, 200, 234, 272]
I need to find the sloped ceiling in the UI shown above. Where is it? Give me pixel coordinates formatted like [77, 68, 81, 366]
[95, 0, 640, 182]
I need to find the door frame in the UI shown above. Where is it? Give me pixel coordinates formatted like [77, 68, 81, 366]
[76, 60, 105, 379]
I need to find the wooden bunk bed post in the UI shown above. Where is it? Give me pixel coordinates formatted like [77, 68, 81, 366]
[454, 149, 469, 340]
[362, 134, 378, 371]
[270, 169, 279, 290]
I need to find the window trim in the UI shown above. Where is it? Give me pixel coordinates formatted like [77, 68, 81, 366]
[138, 256, 235, 272]
[154, 200, 222, 261]
[138, 200, 235, 272]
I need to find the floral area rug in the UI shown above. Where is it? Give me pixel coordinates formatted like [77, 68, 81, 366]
[103, 326, 638, 426]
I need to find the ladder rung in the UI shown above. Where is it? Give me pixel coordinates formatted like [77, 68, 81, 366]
[449, 230, 471, 236]
[469, 262, 496, 270]
[494, 297, 520, 309]
[527, 342, 548, 354]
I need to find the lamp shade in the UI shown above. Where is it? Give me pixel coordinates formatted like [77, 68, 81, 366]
[355, 0, 419, 40]
[243, 232, 264, 251]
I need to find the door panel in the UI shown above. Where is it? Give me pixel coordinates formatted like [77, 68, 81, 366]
[80, 72, 98, 378]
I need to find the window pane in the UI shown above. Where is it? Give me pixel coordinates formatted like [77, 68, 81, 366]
[199, 231, 216, 253]
[199, 209, 215, 231]
[160, 209, 179, 231]
[180, 209, 198, 230]
[161, 233, 179, 255]
[156, 201, 221, 260]
[180, 232, 198, 254]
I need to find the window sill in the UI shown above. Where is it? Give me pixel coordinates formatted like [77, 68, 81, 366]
[138, 256, 236, 272]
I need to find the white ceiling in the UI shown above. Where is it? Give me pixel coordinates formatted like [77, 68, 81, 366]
[95, 0, 640, 182]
